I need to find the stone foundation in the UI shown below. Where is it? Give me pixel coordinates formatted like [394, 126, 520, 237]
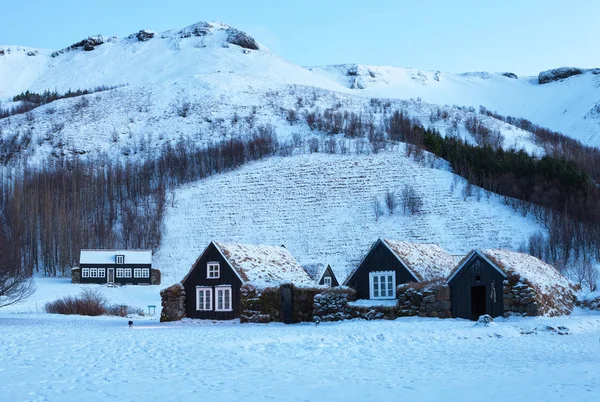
[150, 269, 161, 285]
[71, 268, 81, 283]
[160, 283, 186, 322]
[397, 281, 452, 318]
[503, 272, 574, 317]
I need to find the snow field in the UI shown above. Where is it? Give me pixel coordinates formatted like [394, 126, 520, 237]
[1, 312, 600, 401]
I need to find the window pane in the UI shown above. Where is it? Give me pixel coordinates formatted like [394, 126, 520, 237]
[225, 289, 230, 309]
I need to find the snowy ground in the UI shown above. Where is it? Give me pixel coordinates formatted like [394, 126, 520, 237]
[1, 311, 600, 401]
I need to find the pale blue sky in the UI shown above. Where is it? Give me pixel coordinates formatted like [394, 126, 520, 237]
[2, 0, 599, 75]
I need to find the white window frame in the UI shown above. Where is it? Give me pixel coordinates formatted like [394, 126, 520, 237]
[134, 268, 142, 278]
[196, 287, 213, 311]
[369, 271, 396, 299]
[124, 268, 132, 278]
[323, 276, 332, 287]
[116, 268, 124, 278]
[90, 268, 98, 278]
[142, 268, 150, 278]
[116, 255, 124, 264]
[207, 262, 220, 279]
[98, 268, 106, 278]
[82, 268, 90, 278]
[215, 286, 233, 311]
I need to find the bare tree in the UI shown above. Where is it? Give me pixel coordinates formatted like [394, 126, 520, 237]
[582, 261, 599, 292]
[0, 228, 35, 308]
[385, 190, 397, 215]
[372, 197, 384, 222]
[401, 185, 423, 215]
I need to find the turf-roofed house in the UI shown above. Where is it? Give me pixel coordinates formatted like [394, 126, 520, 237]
[344, 239, 456, 300]
[72, 250, 160, 285]
[303, 263, 340, 287]
[448, 249, 575, 320]
[170, 241, 314, 322]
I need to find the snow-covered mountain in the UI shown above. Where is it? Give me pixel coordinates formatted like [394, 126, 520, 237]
[1, 21, 597, 278]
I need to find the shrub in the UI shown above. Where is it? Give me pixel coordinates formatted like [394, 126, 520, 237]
[106, 304, 145, 317]
[45, 288, 107, 316]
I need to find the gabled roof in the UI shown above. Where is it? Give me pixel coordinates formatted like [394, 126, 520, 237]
[481, 249, 571, 294]
[303, 263, 328, 282]
[344, 239, 457, 285]
[447, 250, 507, 283]
[447, 249, 571, 294]
[79, 250, 152, 265]
[381, 239, 457, 281]
[211, 241, 314, 288]
[303, 263, 338, 284]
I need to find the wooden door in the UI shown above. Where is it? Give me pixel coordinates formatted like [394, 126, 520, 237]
[281, 285, 294, 324]
[107, 268, 115, 284]
[470, 286, 487, 320]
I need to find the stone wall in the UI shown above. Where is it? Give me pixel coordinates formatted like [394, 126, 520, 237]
[313, 287, 357, 321]
[240, 284, 282, 323]
[160, 283, 186, 322]
[150, 269, 161, 285]
[503, 272, 574, 317]
[397, 281, 452, 318]
[71, 268, 81, 284]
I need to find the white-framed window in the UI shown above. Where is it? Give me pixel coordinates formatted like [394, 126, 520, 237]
[134, 268, 142, 278]
[124, 268, 132, 278]
[207, 262, 220, 279]
[90, 268, 98, 278]
[142, 268, 150, 278]
[324, 276, 332, 287]
[116, 255, 124, 264]
[215, 286, 232, 311]
[82, 268, 90, 278]
[369, 271, 396, 299]
[116, 268, 124, 278]
[98, 268, 106, 278]
[196, 287, 212, 311]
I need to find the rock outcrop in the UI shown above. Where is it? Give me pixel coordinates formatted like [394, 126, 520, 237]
[160, 283, 186, 322]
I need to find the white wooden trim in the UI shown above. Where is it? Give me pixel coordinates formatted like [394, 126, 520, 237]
[196, 287, 213, 311]
[369, 271, 396, 299]
[215, 286, 233, 311]
[207, 262, 220, 279]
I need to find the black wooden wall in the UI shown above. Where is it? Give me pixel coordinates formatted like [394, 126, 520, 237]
[449, 253, 505, 320]
[318, 266, 340, 287]
[346, 240, 418, 299]
[80, 263, 152, 285]
[182, 243, 243, 320]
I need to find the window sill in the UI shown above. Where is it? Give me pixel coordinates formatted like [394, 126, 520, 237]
[215, 309, 233, 312]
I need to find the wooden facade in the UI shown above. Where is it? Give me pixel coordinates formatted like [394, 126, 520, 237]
[317, 265, 339, 287]
[448, 251, 506, 320]
[79, 250, 152, 285]
[182, 242, 243, 320]
[344, 240, 418, 300]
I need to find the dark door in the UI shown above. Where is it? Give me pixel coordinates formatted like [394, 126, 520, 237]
[471, 286, 487, 320]
[281, 285, 294, 324]
[107, 268, 115, 284]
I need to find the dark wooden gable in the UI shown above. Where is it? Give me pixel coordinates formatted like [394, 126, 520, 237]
[448, 251, 506, 320]
[317, 265, 340, 287]
[345, 239, 419, 299]
[182, 242, 244, 320]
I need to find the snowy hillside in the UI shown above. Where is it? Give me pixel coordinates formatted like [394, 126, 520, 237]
[310, 64, 600, 146]
[0, 20, 597, 167]
[155, 151, 544, 283]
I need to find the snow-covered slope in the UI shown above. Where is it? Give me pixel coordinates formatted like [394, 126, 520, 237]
[310, 64, 600, 145]
[155, 150, 544, 283]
